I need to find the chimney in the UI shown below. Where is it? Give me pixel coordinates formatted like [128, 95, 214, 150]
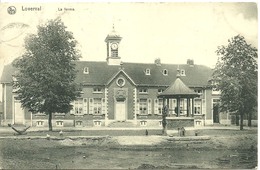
[187, 59, 194, 67]
[154, 58, 161, 66]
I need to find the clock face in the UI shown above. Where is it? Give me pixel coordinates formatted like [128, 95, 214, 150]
[111, 43, 118, 50]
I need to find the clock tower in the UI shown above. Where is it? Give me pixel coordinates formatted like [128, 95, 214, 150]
[105, 26, 122, 65]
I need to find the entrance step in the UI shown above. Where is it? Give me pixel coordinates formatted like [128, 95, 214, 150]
[108, 121, 135, 128]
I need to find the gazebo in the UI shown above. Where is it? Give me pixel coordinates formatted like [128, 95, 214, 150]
[158, 70, 199, 131]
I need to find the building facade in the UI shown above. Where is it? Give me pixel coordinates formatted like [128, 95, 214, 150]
[0, 29, 231, 128]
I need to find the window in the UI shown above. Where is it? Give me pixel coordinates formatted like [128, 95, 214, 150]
[145, 69, 151, 75]
[158, 99, 163, 115]
[83, 98, 88, 114]
[194, 99, 201, 115]
[140, 120, 147, 126]
[195, 120, 202, 126]
[71, 98, 88, 115]
[89, 98, 105, 115]
[163, 69, 168, 76]
[213, 99, 220, 103]
[83, 67, 89, 74]
[139, 99, 148, 115]
[212, 81, 221, 94]
[212, 88, 221, 94]
[139, 88, 148, 94]
[194, 89, 202, 95]
[213, 99, 221, 109]
[93, 87, 102, 93]
[36, 121, 44, 126]
[56, 121, 63, 126]
[180, 69, 186, 76]
[159, 121, 162, 126]
[158, 89, 164, 93]
[93, 98, 102, 115]
[154, 99, 163, 115]
[74, 98, 83, 115]
[75, 121, 83, 126]
[94, 121, 101, 126]
[116, 78, 125, 87]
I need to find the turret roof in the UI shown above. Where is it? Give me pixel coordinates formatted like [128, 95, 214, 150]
[157, 77, 200, 98]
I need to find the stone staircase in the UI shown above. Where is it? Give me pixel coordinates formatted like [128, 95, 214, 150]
[108, 121, 135, 128]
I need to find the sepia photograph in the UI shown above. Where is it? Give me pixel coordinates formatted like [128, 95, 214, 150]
[0, 2, 258, 169]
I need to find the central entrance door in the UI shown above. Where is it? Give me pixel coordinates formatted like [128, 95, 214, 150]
[115, 99, 126, 121]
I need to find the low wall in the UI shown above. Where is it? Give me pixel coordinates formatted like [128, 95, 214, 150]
[166, 117, 194, 129]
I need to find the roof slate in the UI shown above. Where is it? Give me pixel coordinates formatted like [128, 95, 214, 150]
[1, 61, 213, 87]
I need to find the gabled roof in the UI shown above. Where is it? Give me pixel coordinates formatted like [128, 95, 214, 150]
[1, 61, 213, 88]
[106, 69, 136, 86]
[158, 77, 200, 98]
[0, 64, 14, 83]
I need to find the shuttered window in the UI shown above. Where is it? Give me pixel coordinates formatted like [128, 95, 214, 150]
[154, 99, 158, 114]
[148, 98, 152, 114]
[102, 98, 106, 115]
[83, 98, 88, 114]
[89, 98, 94, 114]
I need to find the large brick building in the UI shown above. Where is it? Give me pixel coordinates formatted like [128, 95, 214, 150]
[0, 28, 230, 128]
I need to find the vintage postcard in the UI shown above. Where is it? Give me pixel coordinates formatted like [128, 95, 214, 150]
[0, 2, 258, 169]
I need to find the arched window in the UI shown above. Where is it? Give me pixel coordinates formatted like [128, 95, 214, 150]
[83, 67, 89, 74]
[180, 69, 186, 76]
[145, 68, 151, 75]
[163, 69, 168, 76]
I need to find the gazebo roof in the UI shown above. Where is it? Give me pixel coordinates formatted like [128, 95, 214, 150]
[158, 77, 199, 98]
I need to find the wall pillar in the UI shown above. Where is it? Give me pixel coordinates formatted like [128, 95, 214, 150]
[191, 98, 194, 117]
[187, 97, 190, 117]
[177, 97, 180, 117]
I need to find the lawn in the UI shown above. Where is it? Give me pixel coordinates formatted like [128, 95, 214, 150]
[0, 128, 257, 169]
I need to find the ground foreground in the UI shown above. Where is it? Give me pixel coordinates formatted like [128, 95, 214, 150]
[0, 128, 257, 169]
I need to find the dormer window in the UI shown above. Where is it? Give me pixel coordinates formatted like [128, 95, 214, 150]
[180, 69, 186, 76]
[145, 68, 151, 75]
[84, 67, 89, 74]
[163, 69, 168, 76]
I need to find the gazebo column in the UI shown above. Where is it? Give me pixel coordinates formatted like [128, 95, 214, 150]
[191, 98, 195, 117]
[187, 97, 190, 117]
[176, 97, 180, 117]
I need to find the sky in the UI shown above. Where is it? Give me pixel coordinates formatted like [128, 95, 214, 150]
[0, 3, 258, 65]
[0, 2, 258, 100]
